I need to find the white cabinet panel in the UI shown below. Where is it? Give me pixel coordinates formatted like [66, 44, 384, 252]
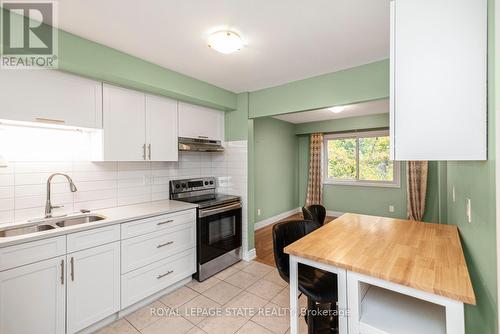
[178, 102, 224, 141]
[66, 224, 120, 253]
[390, 0, 487, 160]
[146, 95, 178, 161]
[0, 235, 65, 271]
[102, 84, 146, 161]
[121, 210, 196, 239]
[66, 242, 120, 334]
[121, 220, 195, 273]
[0, 70, 102, 129]
[99, 84, 180, 161]
[121, 248, 196, 308]
[0, 256, 65, 334]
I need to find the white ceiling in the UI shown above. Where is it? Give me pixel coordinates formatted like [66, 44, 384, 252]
[272, 99, 389, 124]
[57, 0, 390, 93]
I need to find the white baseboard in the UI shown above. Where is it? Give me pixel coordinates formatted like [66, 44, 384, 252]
[243, 248, 256, 261]
[326, 210, 345, 218]
[254, 207, 301, 230]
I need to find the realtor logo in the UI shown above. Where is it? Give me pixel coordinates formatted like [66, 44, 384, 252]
[1, 1, 58, 69]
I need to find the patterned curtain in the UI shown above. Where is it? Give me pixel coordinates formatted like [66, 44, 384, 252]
[407, 161, 428, 221]
[305, 133, 323, 206]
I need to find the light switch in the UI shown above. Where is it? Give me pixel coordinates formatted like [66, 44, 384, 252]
[452, 186, 456, 203]
[257, 209, 261, 216]
[466, 198, 472, 223]
[389, 205, 395, 213]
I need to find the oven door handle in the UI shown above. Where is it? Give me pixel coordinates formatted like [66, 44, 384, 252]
[199, 202, 242, 218]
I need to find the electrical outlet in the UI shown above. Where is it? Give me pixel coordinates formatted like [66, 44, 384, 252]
[452, 186, 456, 203]
[257, 209, 261, 216]
[466, 199, 472, 223]
[388, 205, 395, 213]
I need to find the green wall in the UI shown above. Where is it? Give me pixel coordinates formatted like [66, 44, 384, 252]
[225, 93, 250, 140]
[1, 8, 237, 110]
[444, 0, 497, 332]
[249, 60, 389, 118]
[254, 118, 299, 221]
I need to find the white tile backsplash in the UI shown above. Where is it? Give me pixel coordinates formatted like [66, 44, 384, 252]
[0, 142, 249, 226]
[0, 187, 14, 199]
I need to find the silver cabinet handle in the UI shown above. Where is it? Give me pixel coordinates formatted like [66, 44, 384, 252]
[60, 259, 64, 285]
[157, 220, 174, 226]
[198, 136, 209, 139]
[157, 270, 173, 279]
[70, 257, 75, 281]
[148, 144, 152, 160]
[157, 241, 174, 248]
[36, 117, 65, 125]
[142, 144, 147, 160]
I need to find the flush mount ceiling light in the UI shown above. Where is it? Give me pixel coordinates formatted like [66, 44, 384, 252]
[208, 30, 243, 54]
[328, 106, 346, 114]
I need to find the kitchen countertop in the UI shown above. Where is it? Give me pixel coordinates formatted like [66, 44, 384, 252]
[284, 213, 476, 304]
[0, 200, 198, 248]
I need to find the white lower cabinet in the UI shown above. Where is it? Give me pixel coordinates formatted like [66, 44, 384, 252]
[121, 221, 195, 273]
[66, 242, 121, 334]
[0, 256, 66, 334]
[121, 248, 196, 308]
[0, 208, 196, 334]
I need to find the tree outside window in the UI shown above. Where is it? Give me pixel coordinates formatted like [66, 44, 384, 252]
[324, 130, 400, 187]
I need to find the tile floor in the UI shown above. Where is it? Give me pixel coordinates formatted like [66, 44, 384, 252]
[97, 261, 309, 334]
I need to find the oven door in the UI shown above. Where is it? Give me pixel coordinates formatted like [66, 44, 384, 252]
[198, 202, 242, 265]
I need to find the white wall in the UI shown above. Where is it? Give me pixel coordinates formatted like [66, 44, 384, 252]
[0, 142, 248, 229]
[215, 141, 248, 254]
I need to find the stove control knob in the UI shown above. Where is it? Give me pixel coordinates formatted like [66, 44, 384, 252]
[204, 181, 209, 185]
[209, 181, 214, 185]
[181, 183, 186, 188]
[175, 184, 180, 189]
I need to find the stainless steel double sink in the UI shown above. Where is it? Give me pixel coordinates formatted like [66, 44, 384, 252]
[0, 214, 106, 238]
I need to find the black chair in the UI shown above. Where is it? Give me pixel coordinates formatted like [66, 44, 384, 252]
[273, 220, 338, 333]
[302, 205, 327, 225]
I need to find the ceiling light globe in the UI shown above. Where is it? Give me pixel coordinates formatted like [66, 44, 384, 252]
[328, 106, 345, 114]
[208, 31, 243, 54]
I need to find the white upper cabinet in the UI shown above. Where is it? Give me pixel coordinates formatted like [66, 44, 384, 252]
[97, 84, 178, 161]
[0, 70, 102, 129]
[146, 95, 178, 161]
[102, 84, 147, 161]
[390, 0, 487, 160]
[178, 102, 224, 141]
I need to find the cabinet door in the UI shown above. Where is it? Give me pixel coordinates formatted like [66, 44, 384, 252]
[0, 256, 65, 334]
[178, 102, 224, 141]
[391, 0, 487, 160]
[0, 70, 102, 128]
[103, 84, 147, 161]
[146, 95, 178, 161]
[66, 242, 120, 334]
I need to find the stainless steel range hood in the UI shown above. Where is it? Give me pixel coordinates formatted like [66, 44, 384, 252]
[178, 137, 224, 152]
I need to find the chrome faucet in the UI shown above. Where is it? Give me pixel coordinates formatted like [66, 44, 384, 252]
[45, 173, 78, 218]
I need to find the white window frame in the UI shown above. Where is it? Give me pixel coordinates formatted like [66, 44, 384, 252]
[323, 130, 401, 188]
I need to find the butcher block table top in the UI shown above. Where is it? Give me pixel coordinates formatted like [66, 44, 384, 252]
[284, 213, 476, 304]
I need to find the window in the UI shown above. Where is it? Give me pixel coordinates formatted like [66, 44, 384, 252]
[324, 130, 400, 187]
